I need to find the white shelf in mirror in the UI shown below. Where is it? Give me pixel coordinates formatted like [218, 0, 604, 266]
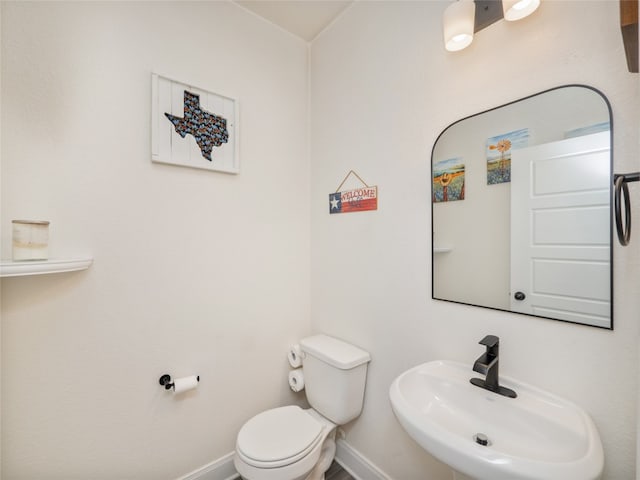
[0, 257, 93, 277]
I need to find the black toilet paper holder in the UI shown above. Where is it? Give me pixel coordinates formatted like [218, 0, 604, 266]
[158, 373, 200, 390]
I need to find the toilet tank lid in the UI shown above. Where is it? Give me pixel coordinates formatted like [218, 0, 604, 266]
[300, 334, 370, 370]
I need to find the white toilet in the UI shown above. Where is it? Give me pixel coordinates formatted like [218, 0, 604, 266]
[234, 334, 371, 480]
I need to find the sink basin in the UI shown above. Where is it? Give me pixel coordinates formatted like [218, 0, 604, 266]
[389, 360, 603, 480]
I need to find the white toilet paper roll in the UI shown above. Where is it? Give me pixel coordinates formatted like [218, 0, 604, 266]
[288, 369, 305, 392]
[173, 375, 199, 394]
[287, 344, 303, 368]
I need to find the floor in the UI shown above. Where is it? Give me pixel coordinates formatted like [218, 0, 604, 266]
[325, 461, 355, 480]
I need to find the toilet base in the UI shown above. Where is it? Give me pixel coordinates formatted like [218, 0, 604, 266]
[304, 433, 336, 480]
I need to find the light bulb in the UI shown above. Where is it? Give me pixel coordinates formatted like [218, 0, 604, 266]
[443, 0, 475, 52]
[503, 0, 541, 21]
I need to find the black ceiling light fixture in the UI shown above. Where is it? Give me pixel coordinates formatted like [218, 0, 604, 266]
[443, 0, 541, 52]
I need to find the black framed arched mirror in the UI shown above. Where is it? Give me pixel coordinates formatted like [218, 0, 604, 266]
[431, 85, 613, 329]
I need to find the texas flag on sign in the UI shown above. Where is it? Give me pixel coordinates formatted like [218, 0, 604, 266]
[329, 186, 378, 214]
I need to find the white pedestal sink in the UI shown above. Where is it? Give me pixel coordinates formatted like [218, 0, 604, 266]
[389, 360, 603, 480]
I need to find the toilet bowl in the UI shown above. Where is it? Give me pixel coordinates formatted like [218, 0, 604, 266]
[234, 406, 336, 480]
[234, 335, 370, 480]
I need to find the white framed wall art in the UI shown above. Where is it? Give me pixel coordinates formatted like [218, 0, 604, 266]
[151, 73, 239, 174]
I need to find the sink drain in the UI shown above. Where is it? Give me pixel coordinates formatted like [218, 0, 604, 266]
[473, 433, 491, 446]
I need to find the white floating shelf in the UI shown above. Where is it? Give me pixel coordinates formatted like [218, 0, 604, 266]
[0, 258, 93, 278]
[433, 247, 453, 254]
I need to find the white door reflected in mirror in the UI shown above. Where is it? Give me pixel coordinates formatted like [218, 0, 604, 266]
[510, 131, 611, 328]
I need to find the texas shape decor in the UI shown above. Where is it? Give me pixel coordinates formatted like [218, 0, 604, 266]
[152, 74, 239, 174]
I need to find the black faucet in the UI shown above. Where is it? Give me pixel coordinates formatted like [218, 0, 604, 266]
[470, 335, 517, 398]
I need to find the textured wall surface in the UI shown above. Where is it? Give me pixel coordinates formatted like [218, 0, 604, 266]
[1, 2, 310, 479]
[310, 2, 639, 479]
[2, 2, 639, 480]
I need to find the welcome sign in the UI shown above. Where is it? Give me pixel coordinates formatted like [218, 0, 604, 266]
[329, 171, 378, 214]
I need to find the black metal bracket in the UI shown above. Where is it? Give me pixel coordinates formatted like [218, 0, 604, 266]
[614, 172, 639, 246]
[474, 0, 504, 32]
[159, 374, 174, 390]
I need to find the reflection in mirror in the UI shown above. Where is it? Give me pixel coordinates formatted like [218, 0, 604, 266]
[432, 85, 612, 329]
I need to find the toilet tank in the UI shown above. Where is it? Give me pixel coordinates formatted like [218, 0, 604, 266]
[299, 334, 371, 425]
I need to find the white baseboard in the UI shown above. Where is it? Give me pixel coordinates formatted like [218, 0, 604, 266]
[177, 440, 389, 480]
[334, 439, 391, 480]
[176, 451, 240, 480]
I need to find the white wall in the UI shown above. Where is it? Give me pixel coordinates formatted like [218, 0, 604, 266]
[1, 2, 310, 479]
[0, 3, 3, 475]
[310, 2, 639, 479]
[2, 2, 639, 480]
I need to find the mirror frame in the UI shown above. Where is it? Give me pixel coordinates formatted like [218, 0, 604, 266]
[430, 84, 614, 330]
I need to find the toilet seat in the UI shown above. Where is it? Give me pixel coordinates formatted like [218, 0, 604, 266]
[236, 406, 324, 468]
